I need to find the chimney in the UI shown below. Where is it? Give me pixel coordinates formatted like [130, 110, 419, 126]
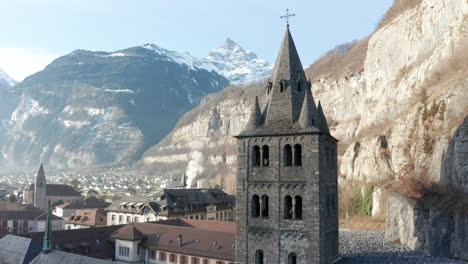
[177, 234, 182, 247]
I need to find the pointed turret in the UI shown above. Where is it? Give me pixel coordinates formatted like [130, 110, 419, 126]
[298, 88, 319, 129]
[245, 96, 263, 130]
[43, 205, 52, 254]
[317, 101, 330, 133]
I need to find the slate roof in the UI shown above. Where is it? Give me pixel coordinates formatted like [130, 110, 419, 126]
[112, 220, 236, 261]
[0, 210, 62, 221]
[106, 196, 160, 214]
[30, 250, 113, 264]
[162, 188, 235, 215]
[55, 197, 110, 210]
[64, 209, 106, 227]
[26, 184, 82, 197]
[26, 225, 124, 260]
[0, 235, 42, 264]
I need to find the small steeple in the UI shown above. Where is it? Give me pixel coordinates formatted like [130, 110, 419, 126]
[43, 204, 52, 254]
[317, 101, 330, 133]
[245, 96, 263, 130]
[298, 88, 318, 129]
[179, 173, 187, 189]
[37, 163, 46, 181]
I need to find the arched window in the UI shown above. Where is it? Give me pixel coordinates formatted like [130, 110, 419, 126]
[294, 196, 303, 219]
[261, 195, 269, 217]
[255, 250, 264, 264]
[284, 195, 293, 219]
[288, 253, 297, 264]
[251, 195, 260, 217]
[252, 146, 260, 167]
[280, 81, 284, 92]
[284, 145, 292, 166]
[262, 145, 269, 166]
[294, 144, 302, 166]
[297, 82, 301, 92]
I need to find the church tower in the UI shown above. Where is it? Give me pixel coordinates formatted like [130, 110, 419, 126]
[235, 25, 338, 264]
[34, 163, 47, 210]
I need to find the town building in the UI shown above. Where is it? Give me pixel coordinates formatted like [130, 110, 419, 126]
[106, 188, 235, 226]
[234, 25, 339, 264]
[0, 210, 63, 234]
[64, 208, 107, 230]
[106, 196, 161, 225]
[54, 196, 110, 218]
[23, 164, 83, 210]
[159, 188, 235, 222]
[111, 220, 235, 264]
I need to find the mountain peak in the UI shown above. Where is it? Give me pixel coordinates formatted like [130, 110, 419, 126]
[223, 38, 241, 50]
[0, 67, 18, 88]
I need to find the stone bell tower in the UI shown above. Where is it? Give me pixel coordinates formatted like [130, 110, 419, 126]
[235, 25, 339, 264]
[34, 163, 47, 210]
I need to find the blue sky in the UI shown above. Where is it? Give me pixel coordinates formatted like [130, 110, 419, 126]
[0, 0, 393, 81]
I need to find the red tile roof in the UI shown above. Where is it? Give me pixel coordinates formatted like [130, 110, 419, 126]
[64, 209, 106, 227]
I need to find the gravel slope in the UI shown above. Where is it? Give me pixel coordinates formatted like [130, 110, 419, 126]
[338, 230, 467, 264]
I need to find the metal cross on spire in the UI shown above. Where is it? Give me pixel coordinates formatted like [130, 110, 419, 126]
[280, 9, 296, 26]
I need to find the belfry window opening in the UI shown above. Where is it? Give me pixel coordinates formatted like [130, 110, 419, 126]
[252, 146, 260, 167]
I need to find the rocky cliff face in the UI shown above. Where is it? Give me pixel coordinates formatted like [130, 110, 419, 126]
[140, 0, 468, 196]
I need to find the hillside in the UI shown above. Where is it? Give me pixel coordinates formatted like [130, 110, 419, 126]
[0, 45, 229, 171]
[139, 0, 468, 199]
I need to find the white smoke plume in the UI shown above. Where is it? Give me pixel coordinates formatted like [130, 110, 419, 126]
[185, 151, 204, 188]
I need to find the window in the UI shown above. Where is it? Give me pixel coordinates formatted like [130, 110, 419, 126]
[137, 246, 140, 255]
[149, 250, 156, 259]
[192, 257, 200, 264]
[294, 144, 302, 166]
[252, 145, 261, 167]
[261, 195, 269, 217]
[251, 195, 260, 217]
[280, 81, 284, 92]
[284, 144, 292, 166]
[111, 215, 116, 223]
[284, 195, 293, 219]
[255, 250, 264, 264]
[159, 252, 166, 260]
[295, 196, 303, 219]
[170, 254, 176, 262]
[119, 215, 123, 224]
[262, 145, 269, 166]
[216, 261, 225, 264]
[134, 217, 139, 222]
[118, 246, 129, 256]
[203, 259, 209, 264]
[288, 253, 297, 264]
[180, 255, 187, 264]
[297, 82, 301, 92]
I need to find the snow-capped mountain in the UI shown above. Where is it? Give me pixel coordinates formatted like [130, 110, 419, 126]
[0, 67, 17, 89]
[0, 45, 228, 171]
[142, 39, 273, 85]
[204, 38, 273, 85]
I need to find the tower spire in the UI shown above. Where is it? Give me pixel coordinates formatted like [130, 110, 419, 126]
[43, 204, 52, 254]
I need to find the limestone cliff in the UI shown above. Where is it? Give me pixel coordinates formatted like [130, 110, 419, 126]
[140, 0, 468, 196]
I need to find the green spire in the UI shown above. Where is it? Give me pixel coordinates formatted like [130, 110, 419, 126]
[43, 206, 52, 254]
